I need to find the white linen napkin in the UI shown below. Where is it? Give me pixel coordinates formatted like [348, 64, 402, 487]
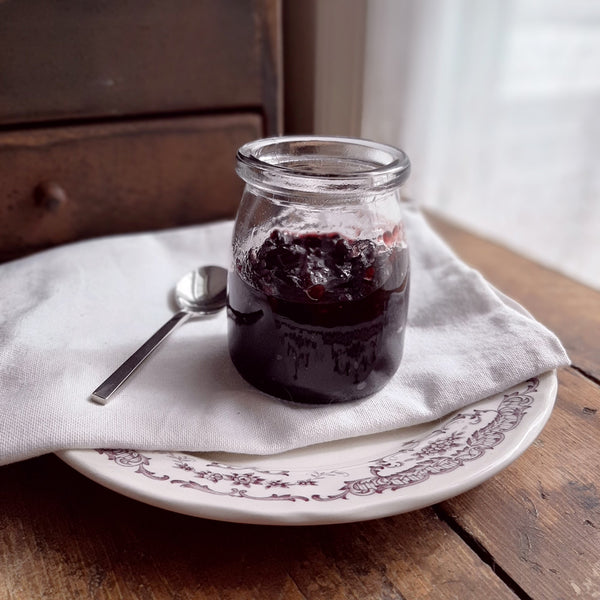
[0, 209, 569, 466]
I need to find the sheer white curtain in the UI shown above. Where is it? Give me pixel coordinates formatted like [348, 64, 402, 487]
[360, 0, 600, 290]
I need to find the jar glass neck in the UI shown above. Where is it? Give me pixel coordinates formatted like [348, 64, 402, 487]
[236, 136, 410, 196]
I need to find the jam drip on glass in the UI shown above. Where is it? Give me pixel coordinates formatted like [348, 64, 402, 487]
[227, 228, 410, 404]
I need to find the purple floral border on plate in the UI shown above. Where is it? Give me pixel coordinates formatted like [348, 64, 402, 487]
[96, 377, 539, 504]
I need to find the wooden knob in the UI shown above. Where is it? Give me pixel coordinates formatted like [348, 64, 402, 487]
[34, 181, 68, 212]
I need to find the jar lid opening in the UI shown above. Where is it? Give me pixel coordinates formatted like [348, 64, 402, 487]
[236, 136, 410, 194]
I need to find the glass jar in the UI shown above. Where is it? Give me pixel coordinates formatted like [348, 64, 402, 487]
[227, 136, 411, 404]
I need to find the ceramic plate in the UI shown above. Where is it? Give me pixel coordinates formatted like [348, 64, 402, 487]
[57, 371, 557, 525]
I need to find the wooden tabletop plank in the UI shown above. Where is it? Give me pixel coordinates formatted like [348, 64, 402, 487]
[439, 368, 600, 599]
[427, 210, 600, 598]
[0, 455, 520, 599]
[426, 212, 600, 381]
[1, 212, 596, 599]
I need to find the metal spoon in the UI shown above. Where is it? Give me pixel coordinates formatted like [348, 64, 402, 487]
[90, 265, 228, 405]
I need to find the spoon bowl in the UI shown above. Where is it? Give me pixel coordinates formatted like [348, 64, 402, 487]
[175, 266, 228, 315]
[91, 265, 228, 405]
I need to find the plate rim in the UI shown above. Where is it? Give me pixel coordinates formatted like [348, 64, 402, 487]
[57, 370, 558, 525]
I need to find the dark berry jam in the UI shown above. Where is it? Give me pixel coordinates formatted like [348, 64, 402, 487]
[227, 229, 410, 404]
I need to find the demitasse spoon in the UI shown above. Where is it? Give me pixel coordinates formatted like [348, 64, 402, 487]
[91, 265, 228, 405]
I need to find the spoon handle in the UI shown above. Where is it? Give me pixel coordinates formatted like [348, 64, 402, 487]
[90, 311, 191, 405]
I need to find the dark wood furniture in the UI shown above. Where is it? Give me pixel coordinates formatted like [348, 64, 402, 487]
[1, 215, 598, 600]
[0, 0, 281, 262]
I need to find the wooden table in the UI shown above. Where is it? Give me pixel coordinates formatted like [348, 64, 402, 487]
[1, 214, 598, 600]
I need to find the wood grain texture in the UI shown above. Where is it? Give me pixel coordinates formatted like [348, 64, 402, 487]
[426, 211, 600, 382]
[0, 0, 281, 133]
[427, 209, 600, 599]
[0, 114, 262, 261]
[1, 212, 597, 599]
[440, 368, 600, 600]
[0, 455, 519, 600]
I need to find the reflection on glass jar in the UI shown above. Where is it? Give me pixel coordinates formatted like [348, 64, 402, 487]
[227, 136, 411, 404]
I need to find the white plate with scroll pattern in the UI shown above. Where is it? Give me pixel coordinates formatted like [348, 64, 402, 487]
[57, 371, 557, 525]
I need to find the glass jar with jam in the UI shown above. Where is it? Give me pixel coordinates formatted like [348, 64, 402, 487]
[227, 136, 411, 404]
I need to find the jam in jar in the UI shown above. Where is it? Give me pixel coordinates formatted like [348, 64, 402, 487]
[228, 136, 411, 404]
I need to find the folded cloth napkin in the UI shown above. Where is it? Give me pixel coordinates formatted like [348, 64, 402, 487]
[0, 209, 569, 466]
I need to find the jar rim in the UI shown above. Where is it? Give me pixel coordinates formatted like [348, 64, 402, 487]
[236, 135, 410, 194]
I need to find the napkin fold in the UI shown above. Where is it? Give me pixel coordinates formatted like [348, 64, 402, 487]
[0, 209, 569, 466]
